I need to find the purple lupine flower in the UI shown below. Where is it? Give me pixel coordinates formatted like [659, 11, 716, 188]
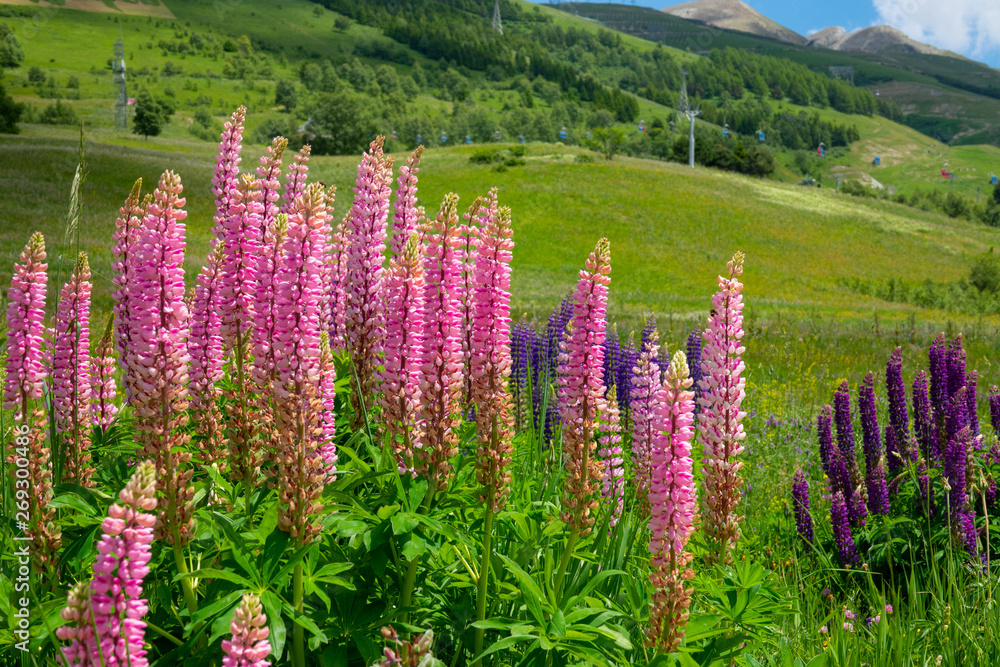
[817, 405, 837, 483]
[834, 381, 866, 527]
[687, 331, 702, 413]
[984, 444, 999, 510]
[602, 323, 620, 399]
[511, 318, 530, 431]
[886, 347, 909, 441]
[929, 333, 948, 447]
[859, 373, 889, 515]
[617, 333, 638, 417]
[966, 371, 979, 437]
[989, 386, 1000, 436]
[884, 423, 901, 479]
[830, 490, 860, 568]
[947, 335, 966, 403]
[792, 470, 814, 545]
[944, 425, 970, 513]
[957, 509, 978, 560]
[912, 371, 939, 462]
[946, 387, 968, 456]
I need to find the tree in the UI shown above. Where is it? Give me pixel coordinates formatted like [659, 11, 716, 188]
[275, 79, 297, 112]
[132, 90, 169, 139]
[306, 91, 376, 155]
[994, 183, 1000, 207]
[334, 15, 351, 31]
[0, 83, 22, 134]
[586, 127, 624, 160]
[0, 23, 24, 68]
[970, 249, 1000, 293]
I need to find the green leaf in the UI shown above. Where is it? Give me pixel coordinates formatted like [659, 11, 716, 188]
[473, 634, 536, 663]
[254, 502, 279, 543]
[391, 512, 420, 536]
[185, 590, 244, 635]
[805, 655, 828, 667]
[408, 478, 428, 509]
[281, 600, 329, 644]
[401, 534, 427, 561]
[50, 493, 98, 517]
[334, 519, 368, 540]
[261, 591, 286, 662]
[261, 528, 291, 580]
[550, 609, 566, 638]
[175, 568, 254, 588]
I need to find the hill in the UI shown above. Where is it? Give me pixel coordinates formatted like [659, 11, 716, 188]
[806, 25, 949, 57]
[662, 0, 805, 45]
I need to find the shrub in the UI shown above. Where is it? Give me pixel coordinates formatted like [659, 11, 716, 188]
[39, 99, 78, 125]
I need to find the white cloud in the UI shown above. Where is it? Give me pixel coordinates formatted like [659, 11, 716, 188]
[873, 0, 1000, 59]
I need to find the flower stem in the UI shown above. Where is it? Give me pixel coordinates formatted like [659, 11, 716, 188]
[554, 528, 580, 600]
[173, 543, 205, 650]
[293, 561, 305, 667]
[473, 505, 495, 667]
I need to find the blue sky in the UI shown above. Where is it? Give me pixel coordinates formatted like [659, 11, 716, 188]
[532, 1, 1000, 68]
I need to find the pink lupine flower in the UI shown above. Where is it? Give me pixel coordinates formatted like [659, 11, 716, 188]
[281, 144, 311, 215]
[211, 106, 246, 240]
[222, 593, 272, 667]
[111, 179, 143, 377]
[317, 333, 338, 479]
[698, 251, 747, 565]
[125, 170, 195, 546]
[597, 385, 625, 528]
[219, 173, 263, 350]
[4, 231, 48, 415]
[57, 582, 99, 667]
[91, 317, 119, 433]
[52, 252, 94, 486]
[377, 233, 426, 477]
[327, 215, 349, 352]
[272, 183, 330, 544]
[390, 145, 425, 256]
[557, 237, 611, 536]
[255, 136, 287, 226]
[252, 215, 290, 393]
[87, 460, 157, 667]
[189, 244, 226, 465]
[344, 136, 393, 423]
[458, 193, 487, 410]
[647, 350, 697, 652]
[471, 203, 514, 512]
[631, 331, 662, 512]
[419, 194, 465, 491]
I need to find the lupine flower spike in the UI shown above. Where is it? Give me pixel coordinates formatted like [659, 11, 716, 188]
[189, 244, 227, 465]
[419, 194, 465, 491]
[4, 232, 60, 569]
[58, 460, 158, 667]
[126, 171, 195, 546]
[271, 183, 330, 544]
[345, 137, 393, 425]
[647, 350, 697, 653]
[211, 105, 246, 240]
[698, 251, 747, 565]
[317, 333, 338, 480]
[557, 237, 611, 537]
[376, 626, 437, 667]
[830, 490, 860, 567]
[281, 144, 310, 215]
[390, 145, 425, 256]
[222, 593, 272, 667]
[255, 136, 287, 226]
[792, 470, 814, 546]
[328, 215, 349, 352]
[91, 316, 119, 433]
[631, 330, 661, 513]
[53, 252, 94, 486]
[597, 386, 625, 529]
[378, 233, 426, 476]
[471, 203, 514, 513]
[459, 193, 489, 411]
[858, 373, 889, 515]
[111, 179, 143, 376]
[833, 380, 867, 527]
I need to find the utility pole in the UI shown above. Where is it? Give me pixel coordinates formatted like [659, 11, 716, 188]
[492, 0, 503, 35]
[112, 26, 127, 130]
[677, 70, 700, 168]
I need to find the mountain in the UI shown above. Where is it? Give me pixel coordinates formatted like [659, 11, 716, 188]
[661, 0, 806, 45]
[806, 25, 950, 56]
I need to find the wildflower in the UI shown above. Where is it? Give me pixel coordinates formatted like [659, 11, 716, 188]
[211, 106, 246, 240]
[821, 588, 831, 598]
[632, 330, 662, 511]
[845, 609, 856, 620]
[4, 232, 48, 416]
[470, 204, 514, 513]
[791, 470, 814, 545]
[317, 334, 338, 480]
[928, 333, 948, 421]
[390, 145, 425, 256]
[189, 244, 226, 466]
[912, 370, 939, 463]
[271, 183, 331, 544]
[557, 238, 611, 536]
[843, 622, 854, 632]
[126, 170, 195, 546]
[944, 424, 970, 513]
[281, 144, 310, 215]
[110, 179, 144, 376]
[858, 373, 889, 515]
[344, 136, 393, 424]
[222, 593, 271, 667]
[647, 350, 697, 653]
[419, 194, 465, 491]
[597, 386, 625, 528]
[458, 194, 486, 410]
[52, 252, 94, 486]
[376, 626, 437, 667]
[885, 604, 893, 614]
[328, 215, 348, 352]
[833, 380, 867, 527]
[58, 460, 158, 667]
[378, 233, 426, 476]
[830, 491, 859, 567]
[698, 251, 748, 565]
[966, 370, 979, 437]
[818, 625, 828, 635]
[91, 317, 119, 433]
[255, 136, 287, 226]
